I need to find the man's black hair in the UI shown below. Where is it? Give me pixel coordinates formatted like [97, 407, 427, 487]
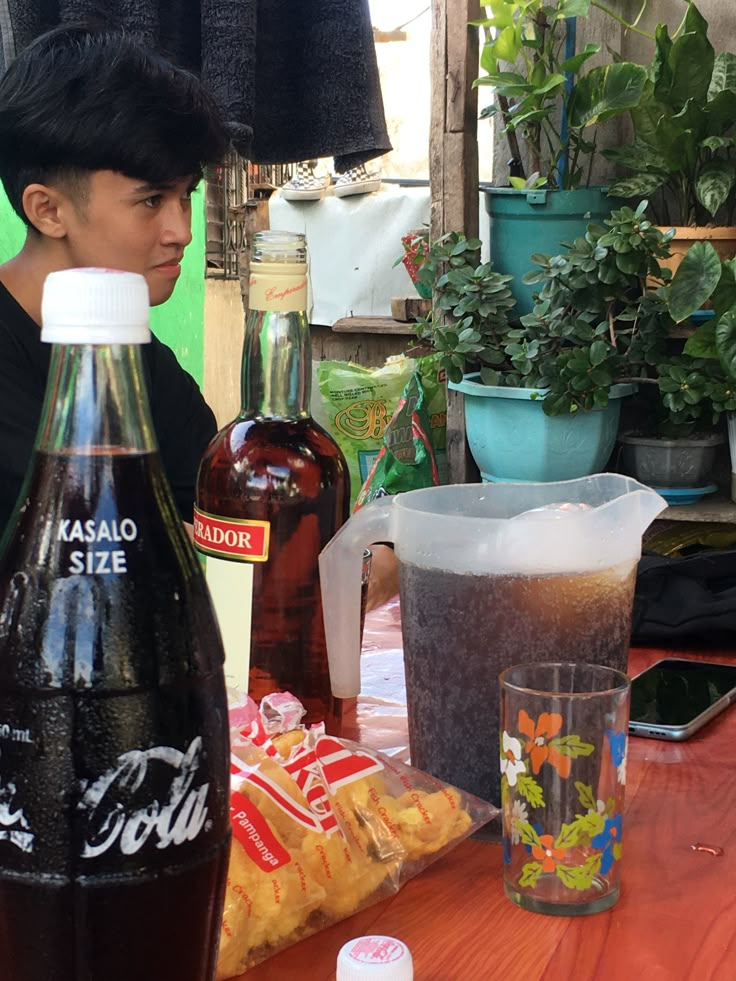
[0, 24, 231, 224]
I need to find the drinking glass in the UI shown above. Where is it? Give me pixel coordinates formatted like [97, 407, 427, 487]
[499, 662, 630, 915]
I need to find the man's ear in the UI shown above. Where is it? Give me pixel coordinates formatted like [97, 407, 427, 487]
[21, 183, 73, 239]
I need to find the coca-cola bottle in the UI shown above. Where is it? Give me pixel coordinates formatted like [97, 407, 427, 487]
[0, 269, 231, 981]
[194, 231, 349, 733]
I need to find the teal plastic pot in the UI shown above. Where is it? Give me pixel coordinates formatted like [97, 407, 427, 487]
[448, 374, 635, 483]
[483, 186, 620, 315]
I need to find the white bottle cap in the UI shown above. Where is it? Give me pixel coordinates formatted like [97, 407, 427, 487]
[336, 936, 414, 981]
[41, 268, 151, 344]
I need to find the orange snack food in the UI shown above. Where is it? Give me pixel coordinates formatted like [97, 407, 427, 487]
[217, 694, 496, 978]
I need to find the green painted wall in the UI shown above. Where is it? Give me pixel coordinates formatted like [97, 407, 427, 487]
[149, 185, 206, 384]
[0, 182, 206, 386]
[0, 183, 26, 259]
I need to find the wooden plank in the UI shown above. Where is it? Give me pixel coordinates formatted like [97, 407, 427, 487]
[446, 1, 481, 136]
[311, 325, 414, 367]
[430, 0, 481, 484]
[429, 0, 447, 238]
[442, 130, 480, 238]
[332, 316, 414, 335]
[390, 297, 432, 322]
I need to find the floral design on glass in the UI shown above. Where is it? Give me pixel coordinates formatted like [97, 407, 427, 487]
[499, 712, 626, 889]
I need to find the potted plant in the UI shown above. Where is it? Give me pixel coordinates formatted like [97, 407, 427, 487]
[622, 239, 736, 499]
[606, 2, 736, 277]
[413, 204, 675, 482]
[473, 0, 647, 312]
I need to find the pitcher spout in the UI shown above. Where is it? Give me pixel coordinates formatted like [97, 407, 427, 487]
[631, 484, 668, 534]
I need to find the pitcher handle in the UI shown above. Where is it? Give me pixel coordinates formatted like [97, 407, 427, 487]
[319, 496, 398, 698]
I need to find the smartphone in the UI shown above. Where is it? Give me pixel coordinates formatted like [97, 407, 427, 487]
[629, 658, 736, 741]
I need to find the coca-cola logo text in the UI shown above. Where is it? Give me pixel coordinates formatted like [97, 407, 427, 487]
[77, 737, 210, 859]
[0, 770, 34, 854]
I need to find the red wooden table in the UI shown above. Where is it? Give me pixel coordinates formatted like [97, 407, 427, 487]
[240, 601, 736, 980]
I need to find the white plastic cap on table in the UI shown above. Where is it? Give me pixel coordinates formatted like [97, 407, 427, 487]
[41, 268, 151, 345]
[336, 936, 414, 981]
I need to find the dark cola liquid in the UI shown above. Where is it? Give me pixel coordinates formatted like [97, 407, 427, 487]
[0, 450, 230, 981]
[398, 560, 637, 806]
[196, 418, 349, 733]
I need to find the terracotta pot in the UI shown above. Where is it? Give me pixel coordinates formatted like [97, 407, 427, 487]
[656, 225, 736, 277]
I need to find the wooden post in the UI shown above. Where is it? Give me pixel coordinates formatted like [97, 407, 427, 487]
[430, 0, 481, 483]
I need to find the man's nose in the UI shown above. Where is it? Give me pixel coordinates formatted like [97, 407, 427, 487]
[161, 202, 193, 247]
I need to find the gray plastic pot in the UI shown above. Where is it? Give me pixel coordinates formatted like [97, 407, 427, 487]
[619, 433, 724, 488]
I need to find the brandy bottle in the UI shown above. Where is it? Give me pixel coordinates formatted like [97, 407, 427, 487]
[195, 231, 349, 732]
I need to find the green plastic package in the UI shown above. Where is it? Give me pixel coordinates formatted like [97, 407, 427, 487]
[312, 356, 447, 507]
[354, 371, 440, 510]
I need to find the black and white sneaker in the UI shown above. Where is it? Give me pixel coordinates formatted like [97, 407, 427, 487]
[333, 164, 382, 197]
[280, 160, 330, 201]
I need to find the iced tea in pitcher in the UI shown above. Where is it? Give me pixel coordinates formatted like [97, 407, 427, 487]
[399, 559, 637, 805]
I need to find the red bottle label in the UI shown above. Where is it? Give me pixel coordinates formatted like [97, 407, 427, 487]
[193, 508, 270, 562]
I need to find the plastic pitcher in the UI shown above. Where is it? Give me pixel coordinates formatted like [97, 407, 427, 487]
[319, 475, 666, 805]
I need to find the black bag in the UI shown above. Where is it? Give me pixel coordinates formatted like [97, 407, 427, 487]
[632, 548, 736, 646]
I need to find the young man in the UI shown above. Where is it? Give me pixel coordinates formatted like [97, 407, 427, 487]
[0, 24, 231, 535]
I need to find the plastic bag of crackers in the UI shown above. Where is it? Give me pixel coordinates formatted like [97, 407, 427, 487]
[217, 693, 498, 978]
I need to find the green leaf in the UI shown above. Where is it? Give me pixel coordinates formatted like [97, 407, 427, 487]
[701, 135, 736, 153]
[560, 44, 600, 76]
[567, 63, 647, 130]
[608, 173, 666, 199]
[518, 821, 543, 850]
[657, 106, 702, 171]
[519, 862, 543, 888]
[531, 74, 567, 96]
[713, 259, 736, 317]
[603, 142, 670, 174]
[507, 108, 552, 129]
[615, 251, 643, 275]
[589, 340, 609, 367]
[577, 810, 606, 839]
[516, 773, 545, 809]
[704, 90, 736, 139]
[493, 25, 519, 64]
[479, 365, 502, 385]
[598, 264, 620, 285]
[651, 25, 672, 92]
[667, 31, 714, 110]
[554, 817, 592, 850]
[683, 0, 710, 39]
[696, 161, 736, 218]
[483, 70, 532, 89]
[556, 860, 599, 891]
[669, 241, 722, 322]
[548, 734, 596, 759]
[557, 853, 603, 891]
[708, 52, 736, 100]
[556, 0, 592, 18]
[716, 309, 736, 379]
[684, 320, 718, 359]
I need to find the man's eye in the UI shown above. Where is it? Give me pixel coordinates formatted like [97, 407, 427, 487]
[143, 195, 162, 208]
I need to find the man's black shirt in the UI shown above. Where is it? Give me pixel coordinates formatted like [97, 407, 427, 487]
[0, 281, 217, 535]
